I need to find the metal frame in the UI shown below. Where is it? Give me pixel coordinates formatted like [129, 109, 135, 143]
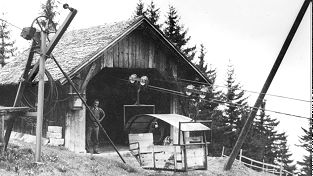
[178, 120, 212, 171]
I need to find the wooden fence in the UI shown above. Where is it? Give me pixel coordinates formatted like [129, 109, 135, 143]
[221, 146, 294, 176]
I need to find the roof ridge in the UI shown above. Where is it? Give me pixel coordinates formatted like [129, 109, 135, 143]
[65, 16, 144, 34]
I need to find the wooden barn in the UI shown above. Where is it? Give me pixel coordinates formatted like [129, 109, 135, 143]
[0, 16, 209, 153]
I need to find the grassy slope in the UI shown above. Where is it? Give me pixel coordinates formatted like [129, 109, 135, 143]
[0, 140, 275, 176]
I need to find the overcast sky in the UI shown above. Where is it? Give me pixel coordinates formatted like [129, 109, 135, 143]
[1, 0, 311, 164]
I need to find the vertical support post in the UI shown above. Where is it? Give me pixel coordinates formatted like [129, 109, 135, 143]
[262, 159, 265, 172]
[224, 0, 311, 170]
[178, 122, 181, 145]
[221, 146, 225, 157]
[182, 131, 187, 171]
[153, 147, 156, 169]
[203, 131, 208, 170]
[239, 149, 242, 162]
[35, 31, 46, 162]
[136, 86, 140, 105]
[173, 145, 177, 171]
[279, 164, 283, 176]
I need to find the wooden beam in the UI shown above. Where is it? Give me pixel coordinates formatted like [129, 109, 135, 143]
[80, 62, 98, 91]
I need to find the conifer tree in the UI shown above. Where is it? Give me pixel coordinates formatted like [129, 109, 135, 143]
[297, 122, 312, 176]
[185, 44, 223, 156]
[163, 5, 196, 61]
[134, 0, 146, 17]
[196, 44, 220, 116]
[146, 1, 161, 28]
[40, 0, 59, 32]
[243, 100, 268, 161]
[221, 63, 248, 148]
[274, 132, 296, 173]
[0, 14, 16, 67]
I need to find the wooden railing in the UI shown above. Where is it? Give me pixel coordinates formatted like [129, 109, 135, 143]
[221, 146, 294, 176]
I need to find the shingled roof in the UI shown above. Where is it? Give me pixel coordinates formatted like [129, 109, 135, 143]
[0, 16, 209, 85]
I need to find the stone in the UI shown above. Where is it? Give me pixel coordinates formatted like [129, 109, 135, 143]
[48, 138, 64, 146]
[47, 126, 62, 133]
[46, 131, 62, 139]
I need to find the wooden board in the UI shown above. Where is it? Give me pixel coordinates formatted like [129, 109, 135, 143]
[128, 133, 153, 153]
[185, 145, 206, 169]
[0, 107, 30, 113]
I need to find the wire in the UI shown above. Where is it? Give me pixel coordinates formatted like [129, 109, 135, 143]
[145, 82, 311, 120]
[0, 18, 23, 30]
[204, 97, 310, 120]
[79, 75, 310, 120]
[177, 78, 311, 103]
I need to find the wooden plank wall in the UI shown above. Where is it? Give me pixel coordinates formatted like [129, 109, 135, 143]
[88, 31, 177, 77]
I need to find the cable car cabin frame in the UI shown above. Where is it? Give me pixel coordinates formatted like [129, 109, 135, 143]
[125, 114, 211, 171]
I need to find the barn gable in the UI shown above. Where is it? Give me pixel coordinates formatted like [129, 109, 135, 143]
[0, 16, 208, 86]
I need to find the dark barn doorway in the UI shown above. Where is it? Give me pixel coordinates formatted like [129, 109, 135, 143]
[86, 68, 171, 145]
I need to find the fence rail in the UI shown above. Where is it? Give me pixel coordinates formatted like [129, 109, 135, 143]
[221, 146, 294, 176]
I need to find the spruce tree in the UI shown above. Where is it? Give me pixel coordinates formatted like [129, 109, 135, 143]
[196, 44, 221, 116]
[134, 0, 146, 17]
[274, 132, 296, 174]
[297, 122, 312, 176]
[182, 43, 223, 156]
[40, 0, 59, 32]
[221, 63, 248, 148]
[0, 14, 16, 67]
[146, 1, 161, 28]
[243, 100, 268, 161]
[163, 5, 196, 61]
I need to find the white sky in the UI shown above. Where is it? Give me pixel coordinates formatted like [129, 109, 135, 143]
[1, 0, 311, 164]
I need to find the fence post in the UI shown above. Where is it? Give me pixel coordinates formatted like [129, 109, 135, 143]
[239, 149, 242, 162]
[222, 146, 225, 157]
[262, 159, 265, 172]
[250, 160, 253, 168]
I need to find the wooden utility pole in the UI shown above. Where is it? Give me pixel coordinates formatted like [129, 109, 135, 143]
[35, 31, 46, 162]
[224, 0, 311, 170]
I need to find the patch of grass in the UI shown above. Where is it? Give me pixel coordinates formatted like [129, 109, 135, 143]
[56, 164, 67, 173]
[115, 161, 138, 173]
[41, 152, 59, 162]
[0, 146, 37, 174]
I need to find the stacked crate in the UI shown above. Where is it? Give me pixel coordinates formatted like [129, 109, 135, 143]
[47, 126, 64, 146]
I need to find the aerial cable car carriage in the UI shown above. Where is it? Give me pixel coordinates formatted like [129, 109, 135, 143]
[125, 114, 211, 171]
